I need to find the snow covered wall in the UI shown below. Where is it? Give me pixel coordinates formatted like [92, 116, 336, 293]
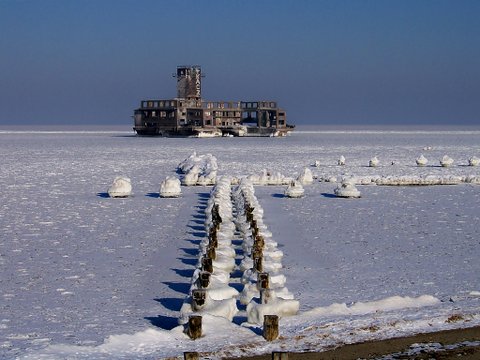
[0, 128, 479, 359]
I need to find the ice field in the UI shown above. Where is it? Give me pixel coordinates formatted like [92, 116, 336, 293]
[1, 127, 480, 359]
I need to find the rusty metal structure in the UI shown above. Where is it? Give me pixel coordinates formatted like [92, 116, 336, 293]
[133, 65, 294, 137]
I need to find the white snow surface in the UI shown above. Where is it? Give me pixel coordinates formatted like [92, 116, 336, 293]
[1, 128, 480, 359]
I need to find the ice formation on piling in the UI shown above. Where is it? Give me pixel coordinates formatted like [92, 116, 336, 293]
[159, 177, 181, 198]
[334, 178, 361, 198]
[416, 154, 428, 167]
[296, 167, 313, 185]
[338, 155, 346, 166]
[440, 155, 454, 167]
[468, 156, 479, 167]
[369, 156, 379, 167]
[178, 152, 218, 186]
[107, 176, 132, 198]
[284, 180, 305, 198]
[233, 180, 299, 324]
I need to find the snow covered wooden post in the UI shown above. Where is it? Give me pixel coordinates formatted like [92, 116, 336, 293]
[192, 289, 206, 311]
[198, 271, 211, 288]
[201, 256, 213, 273]
[272, 352, 289, 360]
[253, 256, 263, 272]
[187, 315, 202, 340]
[206, 245, 216, 260]
[208, 227, 217, 246]
[257, 272, 269, 290]
[254, 235, 265, 249]
[263, 315, 279, 341]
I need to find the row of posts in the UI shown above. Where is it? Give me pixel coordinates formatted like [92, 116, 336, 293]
[185, 194, 279, 343]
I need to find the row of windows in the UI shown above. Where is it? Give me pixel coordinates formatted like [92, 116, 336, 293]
[143, 100, 176, 108]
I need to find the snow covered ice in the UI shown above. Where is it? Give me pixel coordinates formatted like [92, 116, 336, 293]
[1, 127, 480, 359]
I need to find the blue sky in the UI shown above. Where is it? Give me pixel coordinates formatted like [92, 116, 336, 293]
[1, 0, 479, 126]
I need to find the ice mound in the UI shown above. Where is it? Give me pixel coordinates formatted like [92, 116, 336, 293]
[159, 177, 181, 198]
[179, 293, 238, 324]
[285, 180, 305, 198]
[369, 156, 379, 167]
[107, 176, 132, 198]
[334, 178, 361, 198]
[246, 290, 300, 324]
[178, 152, 218, 186]
[416, 154, 428, 167]
[440, 155, 454, 167]
[468, 156, 479, 166]
[297, 167, 313, 185]
[338, 155, 346, 166]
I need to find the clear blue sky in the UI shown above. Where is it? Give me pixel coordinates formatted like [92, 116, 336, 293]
[1, 0, 479, 126]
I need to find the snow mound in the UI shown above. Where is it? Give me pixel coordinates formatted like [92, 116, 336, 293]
[416, 154, 428, 166]
[178, 152, 218, 186]
[305, 295, 440, 317]
[334, 178, 361, 198]
[338, 155, 346, 166]
[159, 177, 181, 197]
[107, 176, 132, 198]
[285, 180, 305, 198]
[297, 168, 313, 185]
[468, 156, 479, 166]
[369, 156, 380, 167]
[246, 290, 300, 324]
[440, 155, 454, 167]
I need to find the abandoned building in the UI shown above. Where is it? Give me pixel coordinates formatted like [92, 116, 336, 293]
[133, 65, 294, 137]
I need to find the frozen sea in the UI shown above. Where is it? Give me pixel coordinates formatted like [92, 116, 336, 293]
[1, 126, 479, 359]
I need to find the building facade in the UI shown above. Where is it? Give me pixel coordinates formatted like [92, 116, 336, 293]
[133, 65, 293, 137]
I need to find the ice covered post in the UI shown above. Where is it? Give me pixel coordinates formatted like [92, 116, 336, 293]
[263, 314, 279, 341]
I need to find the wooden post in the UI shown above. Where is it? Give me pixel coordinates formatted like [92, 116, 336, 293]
[198, 271, 211, 288]
[251, 245, 263, 260]
[263, 315, 279, 341]
[208, 235, 218, 249]
[253, 256, 263, 272]
[261, 288, 273, 304]
[187, 315, 202, 340]
[206, 245, 216, 260]
[209, 227, 217, 245]
[272, 352, 288, 360]
[257, 272, 269, 290]
[201, 256, 213, 273]
[254, 235, 265, 249]
[184, 351, 199, 360]
[192, 289, 206, 311]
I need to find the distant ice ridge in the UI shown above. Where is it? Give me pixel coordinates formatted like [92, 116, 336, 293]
[178, 151, 218, 186]
[246, 169, 293, 185]
[318, 175, 480, 186]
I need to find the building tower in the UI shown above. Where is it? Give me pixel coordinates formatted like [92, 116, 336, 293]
[175, 65, 202, 100]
